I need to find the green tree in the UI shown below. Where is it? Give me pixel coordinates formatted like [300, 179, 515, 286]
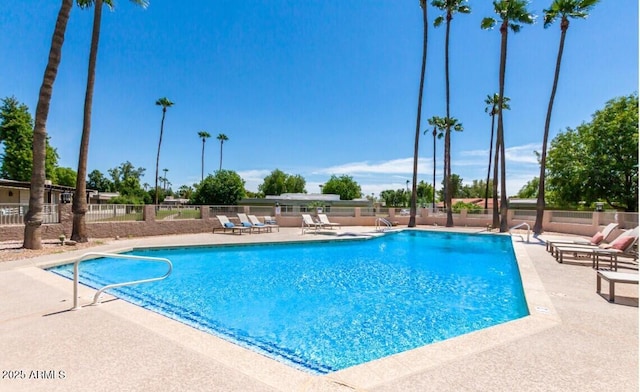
[177, 184, 194, 199]
[547, 94, 638, 211]
[258, 169, 306, 195]
[106, 161, 148, 204]
[197, 130, 211, 181]
[409, 0, 429, 227]
[155, 97, 174, 205]
[0, 97, 59, 182]
[533, 0, 599, 234]
[516, 177, 539, 199]
[54, 167, 76, 187]
[321, 175, 362, 200]
[217, 133, 229, 171]
[483, 93, 510, 216]
[438, 173, 463, 200]
[72, 0, 149, 243]
[482, 0, 535, 232]
[23, 0, 73, 250]
[462, 179, 494, 199]
[191, 170, 246, 205]
[87, 169, 114, 191]
[416, 180, 434, 206]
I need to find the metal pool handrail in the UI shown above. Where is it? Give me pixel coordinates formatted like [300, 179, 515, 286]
[71, 252, 173, 310]
[375, 217, 392, 232]
[509, 222, 530, 243]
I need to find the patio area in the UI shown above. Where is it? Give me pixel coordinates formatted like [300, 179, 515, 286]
[0, 227, 637, 391]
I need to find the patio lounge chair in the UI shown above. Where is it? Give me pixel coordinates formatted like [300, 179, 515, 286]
[237, 213, 268, 233]
[264, 216, 278, 225]
[302, 213, 323, 234]
[554, 227, 638, 268]
[596, 270, 639, 303]
[318, 214, 340, 229]
[214, 215, 251, 235]
[546, 223, 619, 253]
[248, 214, 279, 232]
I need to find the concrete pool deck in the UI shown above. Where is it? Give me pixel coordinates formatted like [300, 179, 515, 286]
[0, 227, 637, 391]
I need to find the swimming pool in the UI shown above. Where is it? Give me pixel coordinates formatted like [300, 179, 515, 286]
[49, 230, 528, 374]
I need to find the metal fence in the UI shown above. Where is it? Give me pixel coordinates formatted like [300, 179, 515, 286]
[549, 210, 593, 224]
[0, 203, 59, 225]
[155, 205, 201, 220]
[86, 204, 144, 222]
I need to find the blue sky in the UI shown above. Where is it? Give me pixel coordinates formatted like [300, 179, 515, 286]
[0, 1, 637, 198]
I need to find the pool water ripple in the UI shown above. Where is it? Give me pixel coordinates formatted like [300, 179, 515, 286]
[49, 231, 528, 374]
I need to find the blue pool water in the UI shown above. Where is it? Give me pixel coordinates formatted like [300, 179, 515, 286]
[49, 231, 528, 373]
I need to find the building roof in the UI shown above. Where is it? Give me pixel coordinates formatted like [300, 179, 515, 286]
[0, 178, 82, 193]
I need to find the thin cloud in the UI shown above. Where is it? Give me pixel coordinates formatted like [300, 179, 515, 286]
[313, 157, 432, 175]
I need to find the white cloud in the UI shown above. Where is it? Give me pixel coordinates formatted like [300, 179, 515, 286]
[313, 157, 432, 175]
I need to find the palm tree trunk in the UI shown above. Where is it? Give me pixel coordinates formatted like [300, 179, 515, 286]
[498, 21, 509, 233]
[492, 131, 500, 228]
[484, 112, 495, 210]
[409, 2, 428, 228]
[155, 109, 166, 205]
[24, 0, 73, 250]
[219, 141, 223, 171]
[534, 18, 568, 235]
[72, 0, 102, 243]
[201, 139, 205, 181]
[444, 12, 453, 227]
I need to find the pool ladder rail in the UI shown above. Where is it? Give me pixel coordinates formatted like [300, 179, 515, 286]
[509, 222, 530, 243]
[375, 217, 393, 232]
[71, 252, 173, 310]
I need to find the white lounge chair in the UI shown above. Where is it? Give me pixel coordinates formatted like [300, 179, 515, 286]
[596, 270, 639, 303]
[317, 214, 340, 229]
[214, 215, 251, 235]
[302, 214, 323, 234]
[247, 214, 278, 232]
[546, 223, 619, 253]
[237, 213, 268, 233]
[554, 227, 638, 267]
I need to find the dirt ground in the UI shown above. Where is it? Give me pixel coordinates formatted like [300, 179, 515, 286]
[0, 239, 109, 263]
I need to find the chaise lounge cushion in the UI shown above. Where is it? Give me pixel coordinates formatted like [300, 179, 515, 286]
[591, 232, 605, 244]
[609, 235, 635, 251]
[224, 222, 235, 228]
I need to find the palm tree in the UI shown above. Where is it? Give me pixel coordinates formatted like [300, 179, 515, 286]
[71, 0, 148, 243]
[483, 93, 510, 220]
[427, 116, 463, 216]
[409, 0, 429, 228]
[482, 0, 534, 232]
[162, 168, 169, 191]
[432, 0, 471, 227]
[216, 133, 228, 171]
[197, 130, 211, 181]
[533, 0, 599, 235]
[24, 0, 74, 250]
[155, 97, 174, 204]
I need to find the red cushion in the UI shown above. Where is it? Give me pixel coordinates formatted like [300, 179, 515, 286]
[590, 232, 604, 244]
[610, 235, 635, 251]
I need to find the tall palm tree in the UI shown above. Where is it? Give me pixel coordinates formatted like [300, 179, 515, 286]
[71, 0, 148, 242]
[533, 0, 599, 235]
[162, 168, 169, 191]
[197, 130, 211, 181]
[483, 93, 510, 217]
[24, 0, 74, 250]
[427, 116, 463, 210]
[409, 0, 429, 228]
[216, 133, 228, 171]
[155, 97, 174, 205]
[432, 0, 471, 227]
[482, 0, 534, 232]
